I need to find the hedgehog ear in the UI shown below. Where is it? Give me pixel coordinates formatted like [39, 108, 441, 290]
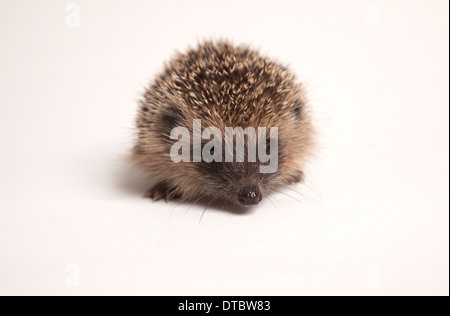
[292, 100, 303, 118]
[161, 106, 184, 134]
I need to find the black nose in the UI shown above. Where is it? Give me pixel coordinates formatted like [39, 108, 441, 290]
[238, 186, 262, 206]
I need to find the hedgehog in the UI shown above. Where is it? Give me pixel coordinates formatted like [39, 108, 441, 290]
[131, 40, 314, 207]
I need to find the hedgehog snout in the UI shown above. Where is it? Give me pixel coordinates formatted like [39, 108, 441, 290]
[238, 186, 262, 206]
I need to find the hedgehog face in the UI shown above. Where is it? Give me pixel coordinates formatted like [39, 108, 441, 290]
[190, 131, 287, 207]
[158, 103, 310, 207]
[186, 107, 311, 207]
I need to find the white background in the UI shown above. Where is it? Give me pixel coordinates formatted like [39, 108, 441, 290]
[0, 0, 448, 296]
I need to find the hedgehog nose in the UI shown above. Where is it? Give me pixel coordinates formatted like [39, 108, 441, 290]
[238, 186, 262, 206]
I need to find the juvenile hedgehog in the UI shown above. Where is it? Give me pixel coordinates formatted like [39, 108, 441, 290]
[132, 41, 314, 207]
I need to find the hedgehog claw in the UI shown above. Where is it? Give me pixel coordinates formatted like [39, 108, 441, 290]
[145, 184, 180, 202]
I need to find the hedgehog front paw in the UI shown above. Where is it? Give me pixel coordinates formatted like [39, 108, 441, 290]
[145, 183, 181, 202]
[288, 170, 304, 184]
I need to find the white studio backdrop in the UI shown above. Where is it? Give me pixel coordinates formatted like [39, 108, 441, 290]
[0, 0, 448, 295]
